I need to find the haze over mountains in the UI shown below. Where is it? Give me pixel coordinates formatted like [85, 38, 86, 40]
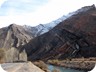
[0, 5, 96, 63]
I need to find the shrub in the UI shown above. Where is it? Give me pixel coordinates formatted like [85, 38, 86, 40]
[33, 60, 48, 71]
[47, 59, 60, 65]
[0, 48, 5, 63]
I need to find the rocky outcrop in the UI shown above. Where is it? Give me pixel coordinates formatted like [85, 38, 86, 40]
[0, 24, 33, 48]
[0, 24, 34, 62]
[22, 5, 96, 60]
[4, 47, 27, 62]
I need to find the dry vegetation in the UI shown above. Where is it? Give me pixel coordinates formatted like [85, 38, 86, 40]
[0, 47, 27, 63]
[47, 58, 96, 71]
[33, 60, 49, 72]
[0, 48, 5, 63]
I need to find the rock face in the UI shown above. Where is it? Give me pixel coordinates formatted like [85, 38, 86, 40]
[4, 47, 27, 62]
[1, 62, 44, 72]
[22, 5, 96, 60]
[0, 24, 34, 62]
[0, 24, 33, 48]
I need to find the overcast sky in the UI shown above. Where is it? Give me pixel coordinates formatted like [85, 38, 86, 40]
[0, 0, 96, 28]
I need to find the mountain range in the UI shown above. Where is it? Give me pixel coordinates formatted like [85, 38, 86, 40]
[0, 5, 96, 62]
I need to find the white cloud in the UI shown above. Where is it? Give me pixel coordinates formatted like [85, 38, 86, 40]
[0, 0, 96, 28]
[0, 0, 6, 7]
[22, 0, 96, 25]
[0, 0, 49, 15]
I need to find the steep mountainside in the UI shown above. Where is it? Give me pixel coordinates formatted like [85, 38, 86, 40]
[22, 5, 96, 60]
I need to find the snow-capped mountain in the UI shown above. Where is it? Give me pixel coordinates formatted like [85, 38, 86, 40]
[24, 4, 95, 37]
[24, 14, 74, 37]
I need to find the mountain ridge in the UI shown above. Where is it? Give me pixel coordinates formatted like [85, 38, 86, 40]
[0, 24, 33, 48]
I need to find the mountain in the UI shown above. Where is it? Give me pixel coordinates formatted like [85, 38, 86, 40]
[0, 24, 34, 48]
[23, 13, 74, 37]
[23, 5, 94, 38]
[22, 5, 96, 60]
[0, 24, 34, 62]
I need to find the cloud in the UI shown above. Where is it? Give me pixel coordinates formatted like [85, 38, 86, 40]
[0, 0, 49, 15]
[0, 0, 7, 7]
[0, 0, 96, 28]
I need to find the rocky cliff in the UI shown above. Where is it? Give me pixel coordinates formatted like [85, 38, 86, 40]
[0, 24, 33, 48]
[0, 24, 34, 62]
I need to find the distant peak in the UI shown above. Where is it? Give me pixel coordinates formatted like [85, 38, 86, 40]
[88, 4, 95, 9]
[74, 4, 96, 14]
[92, 4, 95, 8]
[82, 4, 95, 10]
[10, 23, 17, 27]
[8, 24, 22, 30]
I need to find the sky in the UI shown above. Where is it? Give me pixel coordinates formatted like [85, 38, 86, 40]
[0, 0, 96, 28]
